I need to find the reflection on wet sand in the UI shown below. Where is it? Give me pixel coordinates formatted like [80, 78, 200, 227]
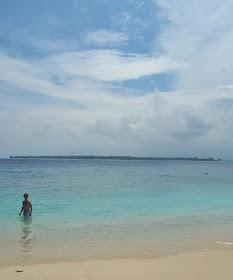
[17, 216, 36, 265]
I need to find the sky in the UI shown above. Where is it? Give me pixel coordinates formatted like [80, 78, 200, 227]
[0, 0, 233, 159]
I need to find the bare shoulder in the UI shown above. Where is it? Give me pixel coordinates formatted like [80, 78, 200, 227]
[28, 200, 32, 206]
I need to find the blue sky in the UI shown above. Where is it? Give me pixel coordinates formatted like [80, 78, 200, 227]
[1, 0, 233, 158]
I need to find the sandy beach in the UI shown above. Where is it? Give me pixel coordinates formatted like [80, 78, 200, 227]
[1, 250, 233, 280]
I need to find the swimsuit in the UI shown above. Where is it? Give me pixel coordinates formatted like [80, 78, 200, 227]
[23, 211, 31, 217]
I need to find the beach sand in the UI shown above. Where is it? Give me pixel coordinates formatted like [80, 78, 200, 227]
[1, 250, 233, 280]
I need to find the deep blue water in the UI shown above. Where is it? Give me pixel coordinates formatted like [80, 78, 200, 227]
[0, 159, 233, 266]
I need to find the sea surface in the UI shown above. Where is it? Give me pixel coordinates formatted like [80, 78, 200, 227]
[0, 158, 233, 267]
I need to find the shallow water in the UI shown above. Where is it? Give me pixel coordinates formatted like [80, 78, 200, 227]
[0, 159, 233, 266]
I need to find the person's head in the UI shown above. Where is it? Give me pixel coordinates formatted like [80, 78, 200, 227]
[23, 193, 29, 199]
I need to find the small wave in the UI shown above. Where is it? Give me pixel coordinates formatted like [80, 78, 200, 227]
[216, 241, 233, 246]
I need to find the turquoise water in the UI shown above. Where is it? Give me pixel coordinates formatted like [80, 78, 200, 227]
[1, 159, 233, 266]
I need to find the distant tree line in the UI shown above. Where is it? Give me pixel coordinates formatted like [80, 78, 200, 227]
[10, 155, 221, 161]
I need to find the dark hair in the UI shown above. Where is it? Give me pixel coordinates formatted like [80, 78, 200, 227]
[24, 193, 28, 198]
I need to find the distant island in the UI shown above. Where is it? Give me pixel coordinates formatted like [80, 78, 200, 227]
[10, 155, 221, 161]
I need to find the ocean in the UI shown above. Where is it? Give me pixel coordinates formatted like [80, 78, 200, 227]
[0, 158, 233, 267]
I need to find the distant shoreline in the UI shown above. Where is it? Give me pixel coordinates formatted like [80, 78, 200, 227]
[10, 155, 221, 161]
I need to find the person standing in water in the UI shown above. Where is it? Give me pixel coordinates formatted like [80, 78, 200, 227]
[19, 193, 32, 217]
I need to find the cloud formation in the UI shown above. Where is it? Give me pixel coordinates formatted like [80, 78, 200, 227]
[155, 0, 233, 89]
[0, 49, 182, 93]
[84, 30, 129, 47]
[1, 0, 233, 159]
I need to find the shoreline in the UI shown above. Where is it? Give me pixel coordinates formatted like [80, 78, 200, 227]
[1, 250, 233, 280]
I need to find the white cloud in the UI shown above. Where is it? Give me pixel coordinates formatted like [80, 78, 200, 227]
[155, 0, 233, 90]
[0, 50, 183, 93]
[43, 50, 183, 82]
[1, 79, 233, 158]
[84, 30, 129, 47]
[1, 46, 233, 159]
